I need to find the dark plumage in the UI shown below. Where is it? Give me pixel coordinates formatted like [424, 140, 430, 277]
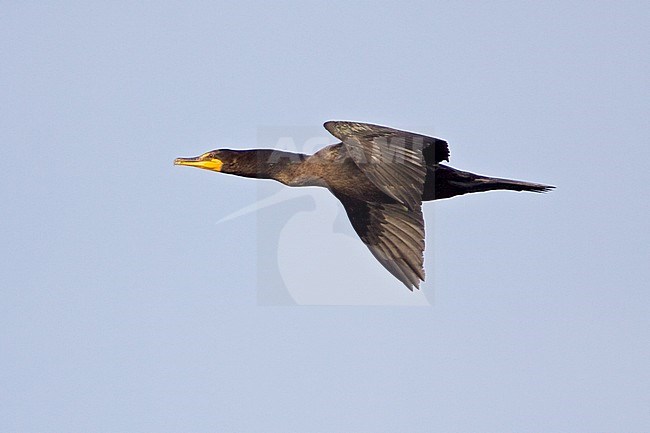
[175, 121, 553, 290]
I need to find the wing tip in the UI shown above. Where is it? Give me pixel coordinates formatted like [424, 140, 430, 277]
[402, 279, 423, 291]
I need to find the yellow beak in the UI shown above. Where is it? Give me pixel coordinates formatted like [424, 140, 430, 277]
[174, 155, 223, 172]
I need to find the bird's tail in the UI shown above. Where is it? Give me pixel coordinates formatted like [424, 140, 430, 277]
[479, 177, 555, 193]
[428, 165, 554, 200]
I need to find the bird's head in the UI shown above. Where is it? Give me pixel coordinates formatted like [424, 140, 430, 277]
[175, 148, 302, 180]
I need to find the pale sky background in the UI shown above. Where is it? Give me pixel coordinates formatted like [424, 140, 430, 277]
[2, 1, 650, 432]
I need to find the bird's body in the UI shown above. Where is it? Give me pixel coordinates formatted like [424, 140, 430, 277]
[175, 121, 553, 290]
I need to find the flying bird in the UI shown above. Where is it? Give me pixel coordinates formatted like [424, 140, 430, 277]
[175, 121, 553, 290]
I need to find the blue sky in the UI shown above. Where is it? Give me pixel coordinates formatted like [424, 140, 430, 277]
[2, 1, 649, 431]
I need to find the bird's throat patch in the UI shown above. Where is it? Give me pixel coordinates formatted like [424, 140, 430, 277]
[201, 159, 223, 171]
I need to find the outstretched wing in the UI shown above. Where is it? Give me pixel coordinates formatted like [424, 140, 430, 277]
[335, 193, 426, 290]
[324, 121, 449, 210]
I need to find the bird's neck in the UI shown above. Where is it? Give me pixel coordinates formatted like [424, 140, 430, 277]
[226, 149, 310, 186]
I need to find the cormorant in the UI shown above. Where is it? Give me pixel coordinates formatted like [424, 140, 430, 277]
[175, 121, 553, 290]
